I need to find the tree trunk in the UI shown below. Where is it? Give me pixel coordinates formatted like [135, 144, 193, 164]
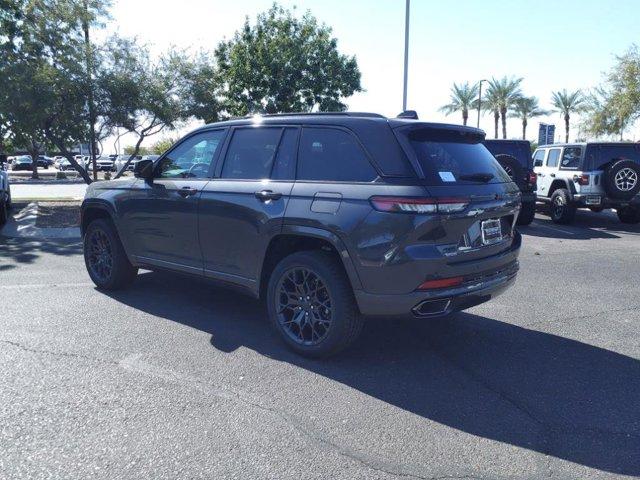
[113, 133, 145, 179]
[82, 0, 98, 182]
[522, 118, 527, 140]
[564, 114, 570, 143]
[28, 140, 39, 180]
[462, 109, 468, 126]
[493, 110, 499, 139]
[44, 128, 93, 184]
[500, 107, 507, 139]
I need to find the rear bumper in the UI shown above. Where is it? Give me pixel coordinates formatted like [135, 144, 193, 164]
[354, 233, 521, 317]
[572, 194, 640, 208]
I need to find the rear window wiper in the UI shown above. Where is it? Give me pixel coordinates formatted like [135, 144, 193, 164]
[459, 172, 494, 183]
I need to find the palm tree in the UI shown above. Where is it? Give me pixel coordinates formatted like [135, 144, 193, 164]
[510, 96, 548, 139]
[551, 89, 585, 143]
[439, 82, 479, 126]
[485, 77, 523, 139]
[482, 88, 501, 139]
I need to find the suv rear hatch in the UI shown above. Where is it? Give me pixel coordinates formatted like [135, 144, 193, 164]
[391, 122, 520, 262]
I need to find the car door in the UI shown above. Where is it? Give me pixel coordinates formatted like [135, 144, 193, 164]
[537, 148, 561, 197]
[198, 126, 298, 290]
[122, 129, 227, 274]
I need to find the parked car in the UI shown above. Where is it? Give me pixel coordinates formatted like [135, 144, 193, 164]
[483, 140, 537, 225]
[0, 156, 11, 225]
[53, 156, 65, 167]
[95, 155, 116, 172]
[113, 154, 142, 173]
[533, 142, 640, 224]
[58, 159, 83, 171]
[81, 112, 522, 357]
[37, 155, 54, 169]
[11, 156, 33, 171]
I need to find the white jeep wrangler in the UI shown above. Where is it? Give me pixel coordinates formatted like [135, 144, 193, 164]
[533, 143, 640, 224]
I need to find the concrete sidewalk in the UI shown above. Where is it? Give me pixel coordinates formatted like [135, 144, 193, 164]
[10, 183, 87, 201]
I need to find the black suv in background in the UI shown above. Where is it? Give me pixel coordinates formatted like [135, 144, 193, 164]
[81, 113, 522, 357]
[483, 139, 537, 225]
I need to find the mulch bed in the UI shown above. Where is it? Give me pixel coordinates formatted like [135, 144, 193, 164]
[34, 202, 81, 228]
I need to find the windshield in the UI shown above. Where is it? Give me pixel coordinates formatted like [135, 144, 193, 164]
[401, 128, 512, 185]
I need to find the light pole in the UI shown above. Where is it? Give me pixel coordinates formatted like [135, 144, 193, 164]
[477, 79, 488, 128]
[402, 0, 410, 112]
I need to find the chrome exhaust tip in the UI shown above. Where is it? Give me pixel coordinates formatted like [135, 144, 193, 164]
[412, 298, 451, 317]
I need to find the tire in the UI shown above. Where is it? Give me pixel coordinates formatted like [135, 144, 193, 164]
[494, 154, 525, 185]
[83, 218, 138, 290]
[549, 188, 576, 224]
[617, 206, 640, 224]
[0, 199, 7, 226]
[603, 160, 640, 200]
[266, 250, 363, 358]
[517, 201, 536, 225]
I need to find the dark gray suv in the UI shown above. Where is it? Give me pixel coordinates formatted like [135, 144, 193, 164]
[81, 112, 522, 357]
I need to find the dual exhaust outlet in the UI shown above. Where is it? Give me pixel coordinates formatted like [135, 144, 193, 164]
[411, 298, 452, 317]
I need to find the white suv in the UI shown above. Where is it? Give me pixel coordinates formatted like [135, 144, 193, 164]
[533, 143, 640, 224]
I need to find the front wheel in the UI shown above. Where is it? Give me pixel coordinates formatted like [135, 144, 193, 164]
[84, 218, 138, 290]
[266, 251, 363, 358]
[549, 189, 576, 224]
[617, 206, 640, 224]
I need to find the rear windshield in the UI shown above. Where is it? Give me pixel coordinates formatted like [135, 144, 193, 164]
[403, 129, 512, 185]
[483, 141, 532, 169]
[585, 144, 640, 170]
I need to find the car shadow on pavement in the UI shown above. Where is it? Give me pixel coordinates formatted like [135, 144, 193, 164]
[0, 237, 82, 267]
[106, 270, 640, 477]
[520, 210, 640, 240]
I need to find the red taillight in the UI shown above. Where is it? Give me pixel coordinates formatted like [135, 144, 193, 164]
[417, 276, 464, 290]
[527, 172, 537, 185]
[576, 174, 590, 186]
[370, 196, 469, 214]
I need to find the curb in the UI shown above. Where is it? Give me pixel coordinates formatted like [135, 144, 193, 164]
[0, 203, 81, 240]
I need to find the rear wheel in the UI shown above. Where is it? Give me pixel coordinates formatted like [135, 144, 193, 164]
[516, 201, 536, 225]
[549, 189, 576, 224]
[84, 218, 138, 290]
[617, 206, 640, 224]
[266, 250, 363, 358]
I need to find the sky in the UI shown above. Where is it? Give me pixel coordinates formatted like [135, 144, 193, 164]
[104, 0, 640, 151]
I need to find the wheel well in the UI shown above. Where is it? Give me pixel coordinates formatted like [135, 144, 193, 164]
[259, 234, 343, 299]
[81, 207, 112, 236]
[549, 180, 574, 197]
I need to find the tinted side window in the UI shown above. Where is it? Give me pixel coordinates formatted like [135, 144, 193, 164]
[158, 130, 225, 179]
[560, 147, 582, 170]
[298, 128, 377, 182]
[546, 149, 561, 168]
[271, 128, 298, 180]
[533, 150, 546, 167]
[222, 128, 282, 180]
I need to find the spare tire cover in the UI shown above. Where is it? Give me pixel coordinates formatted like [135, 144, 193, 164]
[494, 154, 525, 186]
[603, 159, 640, 200]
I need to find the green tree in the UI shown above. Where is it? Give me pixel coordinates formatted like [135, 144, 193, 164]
[482, 88, 501, 139]
[510, 96, 548, 140]
[551, 89, 585, 143]
[583, 45, 640, 140]
[486, 76, 523, 139]
[439, 82, 479, 126]
[150, 137, 177, 155]
[213, 3, 362, 117]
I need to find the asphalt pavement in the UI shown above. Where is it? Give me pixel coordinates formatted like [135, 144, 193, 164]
[1, 210, 639, 479]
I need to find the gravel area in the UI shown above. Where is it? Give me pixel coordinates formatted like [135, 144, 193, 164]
[33, 202, 81, 228]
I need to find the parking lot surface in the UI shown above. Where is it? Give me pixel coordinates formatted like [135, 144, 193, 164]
[1, 211, 639, 479]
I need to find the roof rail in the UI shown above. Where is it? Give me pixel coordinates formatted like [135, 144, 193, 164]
[243, 112, 386, 119]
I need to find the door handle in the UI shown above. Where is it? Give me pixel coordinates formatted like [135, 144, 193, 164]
[550, 173, 556, 178]
[254, 190, 282, 201]
[178, 186, 198, 197]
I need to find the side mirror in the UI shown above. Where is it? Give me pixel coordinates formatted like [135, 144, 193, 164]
[134, 159, 154, 180]
[534, 160, 543, 167]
